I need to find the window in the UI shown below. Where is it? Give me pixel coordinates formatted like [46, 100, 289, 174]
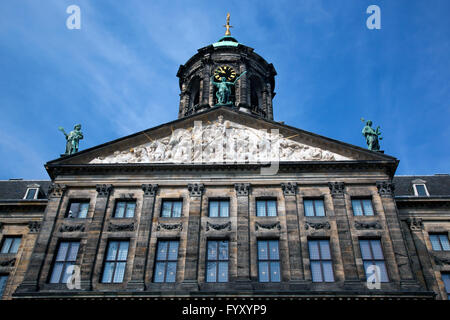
[66, 201, 89, 218]
[442, 273, 450, 300]
[206, 240, 229, 282]
[114, 200, 136, 218]
[49, 241, 80, 283]
[101, 241, 129, 283]
[413, 184, 429, 196]
[1, 236, 21, 254]
[161, 200, 183, 218]
[257, 240, 280, 282]
[154, 240, 179, 283]
[209, 200, 229, 217]
[308, 240, 334, 282]
[352, 199, 374, 216]
[0, 275, 7, 299]
[256, 199, 277, 217]
[304, 199, 326, 217]
[359, 239, 389, 282]
[24, 188, 38, 200]
[430, 234, 450, 251]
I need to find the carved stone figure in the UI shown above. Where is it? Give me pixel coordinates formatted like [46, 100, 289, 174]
[59, 124, 83, 156]
[361, 119, 382, 151]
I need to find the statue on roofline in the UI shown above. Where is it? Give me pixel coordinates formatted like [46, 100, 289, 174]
[361, 118, 382, 151]
[59, 124, 83, 156]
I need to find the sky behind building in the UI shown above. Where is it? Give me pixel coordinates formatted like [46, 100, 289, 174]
[0, 0, 449, 179]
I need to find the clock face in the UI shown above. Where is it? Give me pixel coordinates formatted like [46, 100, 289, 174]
[214, 65, 236, 81]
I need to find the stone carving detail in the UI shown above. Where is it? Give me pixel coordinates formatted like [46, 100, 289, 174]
[432, 255, 450, 266]
[142, 184, 159, 197]
[354, 221, 382, 230]
[188, 183, 205, 197]
[60, 224, 85, 233]
[376, 181, 395, 197]
[328, 182, 345, 197]
[281, 182, 297, 196]
[406, 218, 423, 231]
[255, 221, 281, 231]
[96, 184, 113, 197]
[0, 258, 16, 267]
[156, 222, 183, 231]
[235, 183, 251, 196]
[206, 221, 232, 231]
[28, 221, 41, 233]
[108, 222, 135, 232]
[48, 183, 67, 198]
[89, 118, 350, 164]
[305, 221, 331, 230]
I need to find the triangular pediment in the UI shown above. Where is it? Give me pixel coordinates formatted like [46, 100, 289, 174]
[49, 107, 395, 166]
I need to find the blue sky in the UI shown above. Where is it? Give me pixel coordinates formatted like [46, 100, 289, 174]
[0, 0, 449, 179]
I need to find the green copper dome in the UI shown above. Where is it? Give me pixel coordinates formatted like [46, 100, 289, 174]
[213, 35, 239, 47]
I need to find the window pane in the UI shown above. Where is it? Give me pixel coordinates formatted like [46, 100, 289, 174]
[209, 201, 219, 217]
[256, 201, 266, 217]
[267, 200, 277, 217]
[0, 276, 7, 298]
[61, 263, 75, 284]
[26, 188, 37, 199]
[172, 201, 182, 217]
[376, 261, 389, 282]
[258, 241, 268, 260]
[439, 235, 450, 251]
[415, 184, 427, 196]
[68, 202, 80, 218]
[258, 262, 269, 282]
[218, 241, 229, 260]
[102, 262, 115, 283]
[162, 201, 172, 217]
[363, 261, 374, 279]
[362, 200, 374, 216]
[153, 262, 166, 282]
[220, 201, 229, 217]
[352, 200, 363, 216]
[323, 261, 334, 282]
[67, 243, 79, 261]
[218, 262, 228, 282]
[268, 240, 279, 260]
[207, 241, 218, 260]
[79, 203, 89, 218]
[117, 242, 129, 261]
[310, 261, 323, 282]
[442, 274, 450, 295]
[166, 262, 177, 282]
[360, 240, 372, 259]
[168, 241, 179, 261]
[156, 242, 168, 260]
[308, 241, 320, 260]
[113, 262, 126, 283]
[430, 235, 441, 251]
[206, 262, 217, 282]
[315, 200, 325, 217]
[115, 202, 125, 218]
[106, 242, 119, 260]
[50, 262, 64, 283]
[304, 200, 314, 217]
[125, 202, 136, 218]
[56, 242, 69, 261]
[270, 262, 281, 282]
[319, 240, 331, 260]
[10, 238, 20, 253]
[1, 238, 12, 253]
[370, 240, 384, 259]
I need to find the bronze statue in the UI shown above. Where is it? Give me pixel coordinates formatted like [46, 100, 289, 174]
[59, 124, 83, 155]
[211, 71, 246, 106]
[361, 118, 382, 151]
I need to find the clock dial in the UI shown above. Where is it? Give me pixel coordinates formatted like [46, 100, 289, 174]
[214, 65, 236, 81]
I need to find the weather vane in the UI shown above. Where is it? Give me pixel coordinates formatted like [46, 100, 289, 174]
[224, 13, 233, 36]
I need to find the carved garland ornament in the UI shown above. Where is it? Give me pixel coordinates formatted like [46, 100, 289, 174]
[60, 224, 85, 233]
[206, 221, 232, 231]
[354, 221, 382, 230]
[156, 222, 183, 231]
[255, 221, 281, 231]
[108, 222, 135, 232]
[305, 221, 331, 230]
[0, 258, 16, 267]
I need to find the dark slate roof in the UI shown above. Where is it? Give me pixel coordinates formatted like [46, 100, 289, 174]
[0, 180, 52, 200]
[393, 175, 450, 197]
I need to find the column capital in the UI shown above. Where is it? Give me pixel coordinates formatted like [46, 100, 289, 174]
[281, 182, 297, 196]
[234, 183, 251, 197]
[406, 217, 423, 231]
[48, 183, 67, 198]
[96, 184, 113, 197]
[142, 184, 159, 197]
[188, 183, 204, 197]
[328, 182, 345, 198]
[376, 180, 395, 197]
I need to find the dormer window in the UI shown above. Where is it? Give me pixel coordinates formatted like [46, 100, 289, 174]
[24, 187, 39, 200]
[413, 184, 429, 197]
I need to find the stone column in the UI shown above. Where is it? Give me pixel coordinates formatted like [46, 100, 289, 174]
[266, 83, 273, 120]
[81, 184, 113, 290]
[182, 183, 204, 288]
[328, 182, 359, 285]
[14, 183, 66, 294]
[376, 181, 421, 289]
[281, 183, 303, 281]
[234, 183, 251, 285]
[128, 184, 158, 291]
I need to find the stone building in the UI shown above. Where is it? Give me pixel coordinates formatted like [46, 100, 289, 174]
[1, 30, 449, 300]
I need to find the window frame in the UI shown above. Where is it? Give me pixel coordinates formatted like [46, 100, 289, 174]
[304, 198, 326, 217]
[308, 239, 335, 282]
[359, 238, 389, 283]
[205, 239, 229, 283]
[413, 184, 429, 197]
[257, 239, 281, 282]
[0, 236, 22, 254]
[0, 274, 8, 300]
[160, 199, 183, 218]
[429, 233, 450, 251]
[153, 239, 179, 283]
[208, 199, 230, 218]
[351, 198, 375, 216]
[256, 198, 278, 217]
[101, 240, 130, 284]
[24, 187, 39, 200]
[113, 199, 137, 219]
[442, 273, 450, 300]
[65, 199, 90, 219]
[49, 240, 80, 284]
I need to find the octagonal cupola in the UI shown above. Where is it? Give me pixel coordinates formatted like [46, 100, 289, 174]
[176, 15, 277, 120]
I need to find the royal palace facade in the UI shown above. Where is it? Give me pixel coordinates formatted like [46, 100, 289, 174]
[0, 26, 449, 301]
